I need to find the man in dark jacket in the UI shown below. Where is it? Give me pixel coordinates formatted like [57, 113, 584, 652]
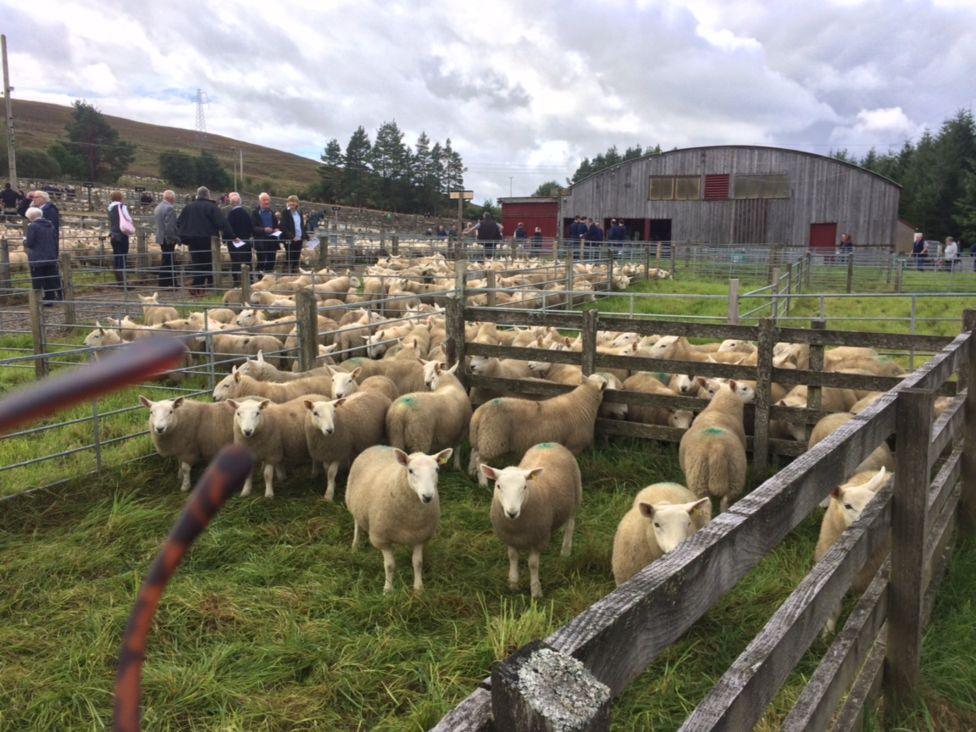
[278, 195, 306, 273]
[24, 207, 61, 304]
[223, 192, 254, 285]
[585, 217, 604, 260]
[477, 212, 502, 259]
[177, 186, 233, 294]
[1, 183, 18, 216]
[251, 192, 279, 273]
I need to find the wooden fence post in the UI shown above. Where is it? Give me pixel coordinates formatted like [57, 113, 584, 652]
[886, 388, 934, 717]
[581, 308, 598, 376]
[770, 266, 780, 321]
[0, 237, 11, 291]
[28, 288, 47, 378]
[211, 236, 224, 289]
[885, 252, 894, 285]
[295, 289, 318, 372]
[785, 262, 794, 315]
[316, 227, 329, 268]
[59, 252, 75, 325]
[445, 297, 466, 381]
[391, 233, 399, 256]
[137, 229, 149, 272]
[346, 233, 355, 266]
[846, 252, 855, 293]
[895, 259, 904, 293]
[240, 264, 251, 304]
[727, 278, 739, 325]
[804, 251, 812, 290]
[961, 309, 976, 531]
[566, 256, 575, 303]
[644, 244, 650, 281]
[607, 251, 614, 292]
[486, 269, 497, 308]
[670, 242, 676, 277]
[753, 317, 775, 474]
[491, 640, 611, 732]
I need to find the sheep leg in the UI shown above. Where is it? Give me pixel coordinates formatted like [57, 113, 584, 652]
[351, 521, 360, 550]
[310, 460, 319, 477]
[467, 448, 480, 478]
[324, 462, 340, 502]
[411, 544, 425, 593]
[179, 462, 192, 493]
[241, 471, 253, 496]
[275, 464, 287, 481]
[453, 443, 463, 471]
[528, 551, 542, 599]
[560, 517, 576, 557]
[719, 495, 732, 513]
[381, 548, 396, 593]
[263, 463, 276, 498]
[507, 547, 520, 589]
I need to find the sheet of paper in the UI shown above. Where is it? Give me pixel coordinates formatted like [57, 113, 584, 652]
[305, 237, 320, 251]
[270, 230, 283, 239]
[232, 238, 247, 249]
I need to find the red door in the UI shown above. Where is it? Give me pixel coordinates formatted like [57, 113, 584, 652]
[809, 223, 837, 249]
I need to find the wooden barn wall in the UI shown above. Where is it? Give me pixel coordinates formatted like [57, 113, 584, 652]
[563, 147, 900, 246]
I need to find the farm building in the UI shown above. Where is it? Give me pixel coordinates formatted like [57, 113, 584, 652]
[560, 145, 901, 249]
[498, 195, 559, 240]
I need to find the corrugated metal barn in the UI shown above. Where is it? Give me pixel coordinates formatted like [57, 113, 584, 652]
[561, 145, 901, 248]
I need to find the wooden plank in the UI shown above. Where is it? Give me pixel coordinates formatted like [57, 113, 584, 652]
[777, 326, 952, 351]
[768, 404, 833, 425]
[679, 486, 891, 730]
[886, 389, 933, 716]
[754, 318, 776, 473]
[900, 331, 971, 392]
[929, 393, 966, 464]
[465, 307, 583, 328]
[295, 290, 318, 372]
[962, 310, 976, 532]
[923, 517, 956, 627]
[782, 561, 889, 732]
[924, 474, 961, 581]
[429, 688, 493, 732]
[594, 314, 758, 341]
[594, 353, 757, 380]
[928, 443, 963, 522]
[581, 308, 597, 376]
[28, 288, 47, 378]
[465, 341, 582, 366]
[807, 320, 826, 440]
[833, 637, 886, 732]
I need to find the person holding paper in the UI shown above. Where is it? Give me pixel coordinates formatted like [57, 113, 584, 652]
[278, 194, 307, 273]
[223, 192, 254, 286]
[177, 186, 233, 295]
[250, 192, 279, 273]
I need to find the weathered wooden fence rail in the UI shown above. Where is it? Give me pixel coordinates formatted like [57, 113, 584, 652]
[433, 308, 975, 731]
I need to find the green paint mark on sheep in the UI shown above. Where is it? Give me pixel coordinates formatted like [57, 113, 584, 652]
[537, 442, 555, 449]
[399, 396, 419, 410]
[703, 427, 725, 435]
[491, 398, 503, 406]
[656, 373, 671, 384]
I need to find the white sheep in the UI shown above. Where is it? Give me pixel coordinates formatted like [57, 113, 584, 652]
[468, 373, 607, 485]
[230, 394, 329, 498]
[212, 368, 333, 402]
[346, 446, 453, 592]
[303, 389, 392, 501]
[139, 396, 236, 492]
[611, 482, 711, 585]
[139, 292, 179, 326]
[386, 361, 471, 470]
[480, 442, 582, 599]
[84, 322, 123, 355]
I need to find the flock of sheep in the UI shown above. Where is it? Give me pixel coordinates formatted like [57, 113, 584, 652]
[76, 254, 912, 615]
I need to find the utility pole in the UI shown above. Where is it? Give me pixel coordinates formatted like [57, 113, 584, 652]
[239, 149, 244, 190]
[509, 176, 513, 197]
[2, 35, 17, 189]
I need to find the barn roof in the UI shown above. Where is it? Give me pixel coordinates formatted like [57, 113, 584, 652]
[568, 145, 902, 190]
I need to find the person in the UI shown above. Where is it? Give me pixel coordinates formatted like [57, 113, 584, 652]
[223, 192, 254, 285]
[912, 232, 927, 270]
[477, 212, 502, 259]
[838, 233, 854, 253]
[514, 221, 527, 241]
[944, 236, 958, 271]
[24, 206, 61, 305]
[177, 186, 232, 295]
[251, 192, 280, 273]
[436, 225, 448, 238]
[107, 191, 134, 283]
[1, 182, 18, 217]
[31, 190, 61, 243]
[531, 226, 543, 251]
[277, 195, 307, 273]
[153, 190, 179, 287]
[16, 189, 32, 217]
[585, 217, 604, 260]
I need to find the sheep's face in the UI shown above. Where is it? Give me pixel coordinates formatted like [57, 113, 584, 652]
[423, 360, 455, 389]
[236, 309, 258, 327]
[718, 339, 741, 353]
[305, 398, 345, 436]
[140, 396, 183, 434]
[611, 332, 638, 348]
[669, 410, 693, 429]
[84, 326, 120, 349]
[139, 293, 159, 304]
[639, 498, 710, 553]
[366, 332, 389, 359]
[212, 369, 241, 401]
[585, 373, 609, 391]
[831, 468, 888, 527]
[481, 464, 544, 520]
[671, 374, 695, 395]
[697, 378, 725, 399]
[395, 449, 451, 504]
[231, 399, 269, 438]
[527, 344, 562, 374]
[648, 335, 679, 358]
[733, 381, 756, 403]
[468, 355, 492, 374]
[331, 368, 360, 398]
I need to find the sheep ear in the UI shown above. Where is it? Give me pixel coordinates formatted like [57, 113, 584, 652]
[434, 448, 453, 465]
[638, 502, 655, 518]
[234, 370, 241, 382]
[865, 466, 887, 492]
[830, 486, 843, 500]
[729, 380, 738, 391]
[256, 350, 265, 363]
[138, 395, 152, 408]
[258, 399, 270, 410]
[393, 448, 410, 466]
[446, 361, 459, 374]
[227, 400, 240, 410]
[351, 367, 362, 379]
[695, 376, 707, 388]
[172, 397, 184, 409]
[688, 497, 710, 516]
[524, 466, 544, 480]
[303, 400, 314, 411]
[333, 397, 347, 408]
[479, 464, 498, 481]
[152, 292, 158, 300]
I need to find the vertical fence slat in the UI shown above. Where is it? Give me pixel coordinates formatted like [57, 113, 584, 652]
[485, 270, 496, 308]
[240, 264, 251, 304]
[727, 278, 739, 325]
[753, 317, 775, 473]
[581, 308, 597, 377]
[296, 289, 318, 372]
[0, 237, 10, 292]
[885, 388, 934, 716]
[59, 252, 76, 325]
[962, 309, 976, 531]
[28, 288, 47, 378]
[211, 236, 223, 290]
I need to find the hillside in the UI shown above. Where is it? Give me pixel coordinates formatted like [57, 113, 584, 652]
[7, 99, 320, 193]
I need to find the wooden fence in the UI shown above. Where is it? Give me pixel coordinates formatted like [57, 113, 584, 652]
[432, 306, 976, 730]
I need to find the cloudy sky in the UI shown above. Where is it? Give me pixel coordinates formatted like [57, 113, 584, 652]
[3, 0, 975, 200]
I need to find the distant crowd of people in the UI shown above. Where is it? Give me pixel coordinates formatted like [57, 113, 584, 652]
[910, 232, 970, 271]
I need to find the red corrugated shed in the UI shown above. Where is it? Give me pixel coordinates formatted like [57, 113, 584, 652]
[703, 174, 730, 200]
[499, 197, 559, 240]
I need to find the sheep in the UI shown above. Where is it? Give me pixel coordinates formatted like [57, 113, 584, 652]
[84, 322, 123, 354]
[237, 350, 333, 383]
[814, 467, 891, 634]
[211, 333, 285, 366]
[139, 396, 236, 492]
[212, 368, 333, 402]
[468, 355, 534, 402]
[139, 292, 179, 326]
[386, 361, 471, 470]
[304, 389, 392, 500]
[622, 371, 686, 427]
[346, 446, 453, 592]
[468, 373, 608, 485]
[611, 482, 711, 586]
[230, 394, 329, 498]
[808, 413, 894, 473]
[479, 442, 582, 599]
[335, 357, 426, 395]
[599, 372, 628, 420]
[678, 381, 748, 511]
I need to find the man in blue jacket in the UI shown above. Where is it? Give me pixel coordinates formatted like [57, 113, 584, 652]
[24, 206, 61, 304]
[223, 192, 254, 286]
[585, 217, 604, 260]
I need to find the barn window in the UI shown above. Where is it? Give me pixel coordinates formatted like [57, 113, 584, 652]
[649, 176, 674, 200]
[704, 174, 730, 200]
[674, 176, 701, 200]
[733, 174, 790, 199]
